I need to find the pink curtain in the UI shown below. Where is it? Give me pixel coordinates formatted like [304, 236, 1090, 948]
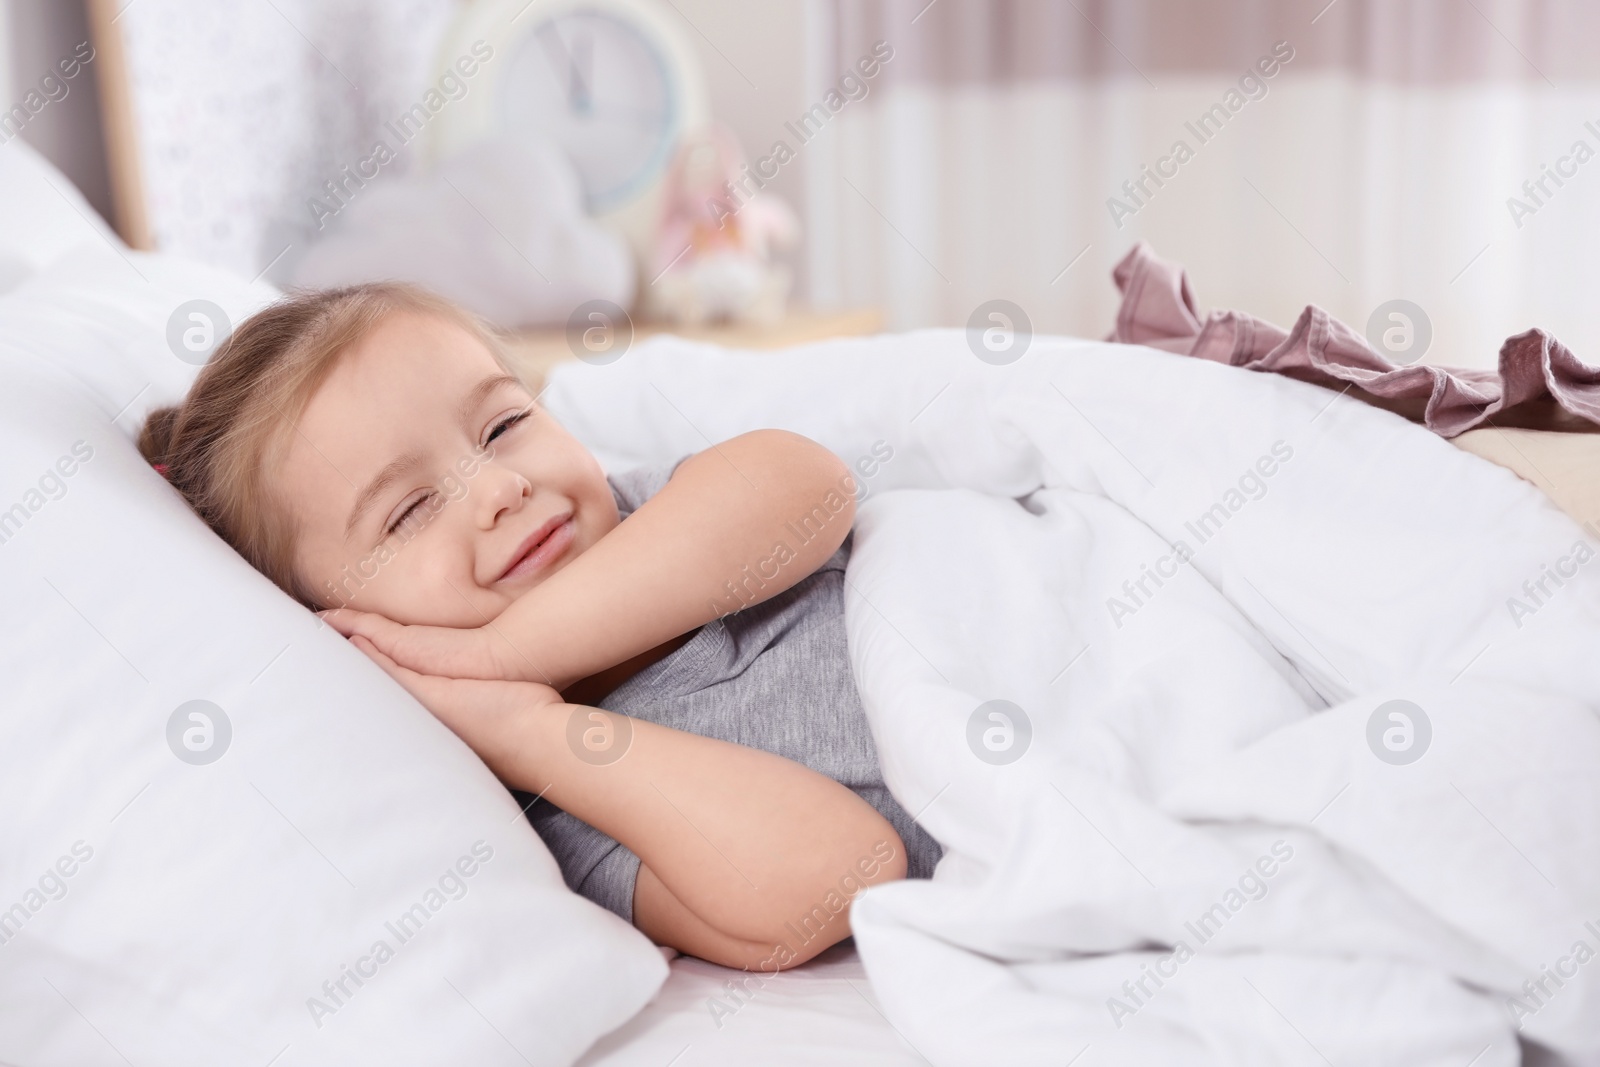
[804, 0, 1600, 366]
[828, 0, 1600, 86]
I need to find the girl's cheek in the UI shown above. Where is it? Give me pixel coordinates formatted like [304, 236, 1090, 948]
[415, 538, 477, 596]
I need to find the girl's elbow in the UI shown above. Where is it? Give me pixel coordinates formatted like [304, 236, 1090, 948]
[805, 444, 858, 550]
[754, 431, 857, 510]
[766, 826, 909, 967]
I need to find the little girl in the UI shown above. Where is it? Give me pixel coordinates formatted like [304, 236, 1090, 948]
[139, 283, 941, 972]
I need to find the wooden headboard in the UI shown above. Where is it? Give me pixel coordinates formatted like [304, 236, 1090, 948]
[86, 0, 151, 250]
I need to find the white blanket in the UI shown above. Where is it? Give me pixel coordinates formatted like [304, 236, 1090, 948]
[544, 331, 1600, 1067]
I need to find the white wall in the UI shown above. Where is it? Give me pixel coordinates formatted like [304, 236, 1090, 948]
[663, 0, 813, 296]
[2, 0, 817, 294]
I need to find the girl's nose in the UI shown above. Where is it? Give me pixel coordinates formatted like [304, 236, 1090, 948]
[477, 464, 532, 529]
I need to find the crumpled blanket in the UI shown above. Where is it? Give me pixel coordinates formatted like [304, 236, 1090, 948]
[545, 329, 1600, 1067]
[1108, 241, 1600, 436]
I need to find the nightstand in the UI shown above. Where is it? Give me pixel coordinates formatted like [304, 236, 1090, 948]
[500, 307, 885, 390]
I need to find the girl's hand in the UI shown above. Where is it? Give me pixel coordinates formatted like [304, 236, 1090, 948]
[319, 607, 551, 684]
[347, 634, 559, 781]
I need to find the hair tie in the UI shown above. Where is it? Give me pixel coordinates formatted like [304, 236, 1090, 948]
[152, 463, 170, 476]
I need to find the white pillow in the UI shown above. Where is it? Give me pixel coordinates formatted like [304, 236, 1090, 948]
[0, 141, 122, 295]
[0, 252, 666, 1062]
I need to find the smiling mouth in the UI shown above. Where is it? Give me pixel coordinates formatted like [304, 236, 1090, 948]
[497, 513, 575, 583]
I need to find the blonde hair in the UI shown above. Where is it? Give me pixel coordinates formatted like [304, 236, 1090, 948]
[138, 283, 513, 609]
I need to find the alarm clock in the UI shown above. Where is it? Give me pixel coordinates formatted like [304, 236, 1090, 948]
[425, 0, 711, 280]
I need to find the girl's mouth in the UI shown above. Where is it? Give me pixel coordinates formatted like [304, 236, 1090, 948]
[497, 513, 575, 583]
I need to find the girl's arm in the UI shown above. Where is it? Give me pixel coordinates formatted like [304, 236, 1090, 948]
[325, 430, 858, 687]
[352, 636, 906, 969]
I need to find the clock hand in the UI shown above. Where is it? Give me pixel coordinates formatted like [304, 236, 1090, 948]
[535, 23, 593, 115]
[570, 32, 593, 115]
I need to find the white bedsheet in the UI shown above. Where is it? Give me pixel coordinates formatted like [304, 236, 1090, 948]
[578, 943, 923, 1066]
[547, 331, 1600, 1067]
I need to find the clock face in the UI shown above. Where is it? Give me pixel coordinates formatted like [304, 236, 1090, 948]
[499, 9, 679, 214]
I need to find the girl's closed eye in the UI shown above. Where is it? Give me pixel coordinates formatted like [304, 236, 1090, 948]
[485, 410, 530, 447]
[387, 492, 433, 536]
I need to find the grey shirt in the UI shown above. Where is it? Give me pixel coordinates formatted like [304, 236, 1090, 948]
[514, 459, 942, 923]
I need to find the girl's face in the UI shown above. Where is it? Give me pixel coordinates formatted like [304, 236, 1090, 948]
[276, 311, 619, 626]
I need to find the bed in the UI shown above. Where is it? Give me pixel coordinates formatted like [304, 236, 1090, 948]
[5, 142, 1598, 1066]
[577, 943, 924, 1066]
